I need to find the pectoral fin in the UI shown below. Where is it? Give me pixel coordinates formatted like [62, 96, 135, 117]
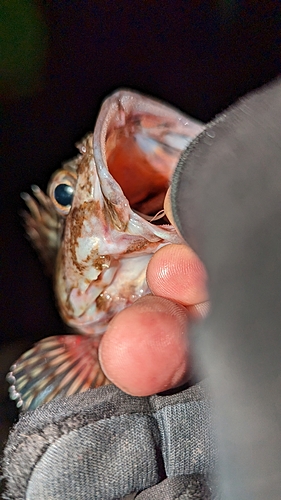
[7, 335, 109, 411]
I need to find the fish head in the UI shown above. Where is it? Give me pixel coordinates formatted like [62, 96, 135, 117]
[32, 90, 205, 334]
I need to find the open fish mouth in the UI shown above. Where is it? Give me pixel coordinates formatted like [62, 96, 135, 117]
[93, 89, 203, 219]
[8, 89, 204, 410]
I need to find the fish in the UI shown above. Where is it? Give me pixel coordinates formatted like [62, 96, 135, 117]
[7, 89, 204, 410]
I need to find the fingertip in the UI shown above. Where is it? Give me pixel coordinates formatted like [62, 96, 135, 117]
[164, 186, 177, 227]
[147, 244, 208, 306]
[99, 296, 191, 396]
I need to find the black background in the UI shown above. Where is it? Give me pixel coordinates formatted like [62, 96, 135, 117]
[1, 1, 280, 408]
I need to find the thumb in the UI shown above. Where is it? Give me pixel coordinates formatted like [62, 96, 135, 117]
[164, 186, 177, 227]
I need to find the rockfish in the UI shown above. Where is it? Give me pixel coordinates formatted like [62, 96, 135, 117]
[7, 90, 204, 410]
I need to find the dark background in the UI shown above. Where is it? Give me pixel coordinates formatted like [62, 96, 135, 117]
[1, 1, 280, 443]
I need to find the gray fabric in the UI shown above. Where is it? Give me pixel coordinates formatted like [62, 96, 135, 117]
[155, 402, 214, 476]
[135, 474, 216, 499]
[26, 415, 160, 500]
[2, 382, 218, 499]
[172, 77, 281, 499]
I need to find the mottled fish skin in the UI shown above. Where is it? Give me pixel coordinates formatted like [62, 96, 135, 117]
[7, 89, 204, 410]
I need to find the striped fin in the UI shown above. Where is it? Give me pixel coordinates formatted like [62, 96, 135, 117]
[21, 185, 63, 276]
[6, 335, 110, 411]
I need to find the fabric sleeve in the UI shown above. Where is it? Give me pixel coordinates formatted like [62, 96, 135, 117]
[171, 78, 281, 500]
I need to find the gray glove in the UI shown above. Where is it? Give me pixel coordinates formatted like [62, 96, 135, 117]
[2, 382, 217, 499]
[173, 77, 281, 500]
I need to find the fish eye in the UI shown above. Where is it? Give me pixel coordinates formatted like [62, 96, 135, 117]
[54, 184, 74, 206]
[48, 169, 77, 215]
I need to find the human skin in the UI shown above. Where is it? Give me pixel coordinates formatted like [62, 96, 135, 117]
[99, 189, 209, 396]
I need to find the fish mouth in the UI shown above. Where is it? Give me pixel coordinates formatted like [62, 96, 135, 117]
[106, 125, 170, 219]
[93, 89, 203, 222]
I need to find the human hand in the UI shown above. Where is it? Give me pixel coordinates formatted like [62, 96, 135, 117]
[99, 189, 209, 396]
